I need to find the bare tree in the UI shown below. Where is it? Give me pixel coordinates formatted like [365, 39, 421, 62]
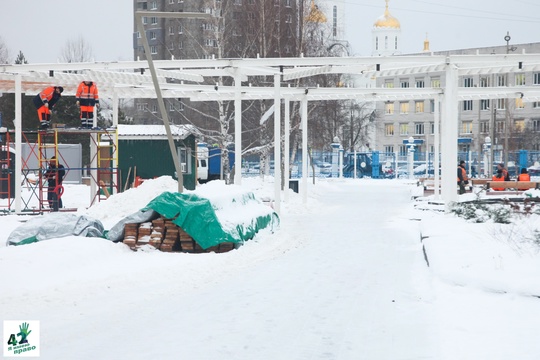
[60, 36, 94, 63]
[0, 36, 11, 64]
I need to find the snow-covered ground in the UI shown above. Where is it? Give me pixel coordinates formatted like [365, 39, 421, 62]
[1, 177, 540, 359]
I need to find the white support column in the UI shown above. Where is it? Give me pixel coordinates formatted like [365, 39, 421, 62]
[273, 74, 281, 215]
[433, 95, 441, 200]
[112, 90, 119, 127]
[301, 97, 308, 204]
[14, 75, 22, 213]
[284, 98, 290, 202]
[234, 73, 242, 186]
[441, 63, 459, 208]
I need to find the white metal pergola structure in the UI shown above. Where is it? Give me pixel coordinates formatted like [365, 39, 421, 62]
[3, 53, 540, 214]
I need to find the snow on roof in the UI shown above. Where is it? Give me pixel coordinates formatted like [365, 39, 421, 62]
[117, 124, 201, 140]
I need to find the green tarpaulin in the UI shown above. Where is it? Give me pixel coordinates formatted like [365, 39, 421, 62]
[141, 192, 279, 250]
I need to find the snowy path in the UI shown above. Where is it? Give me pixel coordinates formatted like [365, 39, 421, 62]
[1, 181, 438, 359]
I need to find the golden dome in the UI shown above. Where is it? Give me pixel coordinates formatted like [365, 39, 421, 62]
[305, 0, 327, 23]
[374, 0, 400, 29]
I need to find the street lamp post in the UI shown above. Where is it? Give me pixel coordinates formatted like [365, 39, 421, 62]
[503, 31, 516, 170]
[407, 136, 415, 180]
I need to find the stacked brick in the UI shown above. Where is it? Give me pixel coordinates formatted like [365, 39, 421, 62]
[122, 217, 235, 253]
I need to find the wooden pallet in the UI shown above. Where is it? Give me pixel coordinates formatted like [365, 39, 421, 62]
[122, 217, 236, 253]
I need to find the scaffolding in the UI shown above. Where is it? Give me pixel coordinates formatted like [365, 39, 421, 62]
[3, 128, 119, 213]
[0, 131, 14, 212]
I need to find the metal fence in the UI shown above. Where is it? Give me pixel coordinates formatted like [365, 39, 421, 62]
[241, 150, 540, 180]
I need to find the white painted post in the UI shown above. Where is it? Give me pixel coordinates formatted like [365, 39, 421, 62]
[407, 136, 415, 180]
[284, 98, 290, 202]
[441, 62, 459, 207]
[353, 150, 357, 179]
[14, 75, 22, 213]
[234, 72, 242, 186]
[112, 91, 119, 127]
[339, 146, 343, 178]
[273, 74, 281, 214]
[301, 97, 308, 204]
[433, 95, 441, 200]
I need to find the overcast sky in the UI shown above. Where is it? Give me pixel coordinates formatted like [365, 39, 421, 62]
[0, 0, 539, 63]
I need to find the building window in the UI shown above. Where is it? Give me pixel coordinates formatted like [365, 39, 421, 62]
[385, 124, 394, 136]
[463, 77, 473, 87]
[533, 101, 540, 108]
[399, 123, 409, 135]
[385, 102, 394, 115]
[248, 12, 255, 20]
[169, 103, 175, 112]
[395, 36, 398, 50]
[151, 1, 157, 9]
[496, 98, 506, 110]
[142, 17, 148, 24]
[532, 119, 540, 131]
[496, 121, 505, 133]
[480, 99, 490, 111]
[400, 79, 409, 88]
[415, 123, 425, 135]
[150, 45, 157, 54]
[463, 100, 473, 111]
[178, 24, 183, 33]
[152, 104, 158, 113]
[151, 17, 158, 24]
[400, 102, 409, 114]
[384, 145, 394, 153]
[415, 101, 424, 113]
[515, 98, 524, 109]
[234, 0, 242, 4]
[399, 145, 407, 155]
[169, 27, 174, 35]
[479, 77, 490, 87]
[430, 100, 435, 113]
[480, 121, 489, 133]
[497, 75, 506, 87]
[515, 73, 526, 86]
[375, 37, 378, 50]
[461, 121, 473, 134]
[514, 119, 525, 131]
[430, 122, 435, 134]
[178, 41, 183, 49]
[431, 78, 441, 87]
[415, 79, 425, 88]
[534, 73, 540, 85]
[150, 31, 156, 40]
[285, 14, 292, 23]
[384, 80, 394, 88]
